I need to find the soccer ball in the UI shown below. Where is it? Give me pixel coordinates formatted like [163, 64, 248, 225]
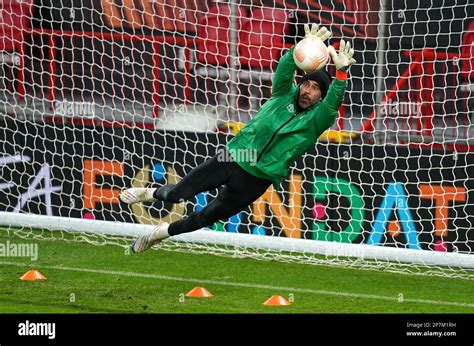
[293, 38, 329, 72]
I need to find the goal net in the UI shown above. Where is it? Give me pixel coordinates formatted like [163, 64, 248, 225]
[0, 0, 473, 278]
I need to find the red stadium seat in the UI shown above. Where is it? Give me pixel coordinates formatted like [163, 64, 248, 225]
[0, 0, 34, 53]
[461, 21, 474, 82]
[195, 5, 288, 118]
[196, 4, 249, 66]
[239, 7, 289, 69]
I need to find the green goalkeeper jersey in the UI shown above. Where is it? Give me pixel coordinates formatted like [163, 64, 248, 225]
[227, 45, 348, 188]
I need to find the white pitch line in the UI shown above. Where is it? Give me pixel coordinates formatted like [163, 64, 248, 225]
[1, 261, 474, 309]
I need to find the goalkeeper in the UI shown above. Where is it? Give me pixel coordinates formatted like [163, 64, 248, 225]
[120, 24, 356, 253]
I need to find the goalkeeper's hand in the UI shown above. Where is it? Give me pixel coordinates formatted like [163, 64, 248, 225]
[304, 23, 332, 43]
[328, 39, 357, 72]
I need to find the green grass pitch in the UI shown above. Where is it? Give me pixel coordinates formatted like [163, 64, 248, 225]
[0, 230, 473, 313]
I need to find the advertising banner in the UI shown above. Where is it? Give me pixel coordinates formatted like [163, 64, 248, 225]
[1, 120, 473, 253]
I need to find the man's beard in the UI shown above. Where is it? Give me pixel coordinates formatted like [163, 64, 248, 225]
[298, 95, 311, 109]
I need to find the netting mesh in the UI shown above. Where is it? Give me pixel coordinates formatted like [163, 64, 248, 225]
[0, 0, 473, 277]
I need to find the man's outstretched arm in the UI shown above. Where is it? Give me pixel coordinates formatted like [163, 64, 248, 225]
[270, 46, 298, 97]
[314, 39, 357, 132]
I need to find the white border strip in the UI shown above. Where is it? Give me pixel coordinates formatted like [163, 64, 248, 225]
[1, 212, 473, 269]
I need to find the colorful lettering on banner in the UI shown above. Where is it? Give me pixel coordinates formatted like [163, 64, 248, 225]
[13, 163, 62, 216]
[368, 183, 420, 249]
[83, 159, 124, 210]
[312, 177, 365, 243]
[418, 184, 466, 238]
[252, 174, 302, 238]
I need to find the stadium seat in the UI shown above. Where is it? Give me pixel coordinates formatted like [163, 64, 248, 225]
[196, 4, 249, 66]
[195, 5, 288, 118]
[460, 21, 474, 82]
[0, 0, 34, 53]
[239, 7, 289, 69]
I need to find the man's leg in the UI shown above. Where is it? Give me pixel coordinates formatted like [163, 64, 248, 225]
[167, 182, 269, 236]
[153, 155, 232, 203]
[132, 184, 270, 253]
[131, 162, 272, 253]
[120, 154, 233, 204]
[167, 163, 271, 236]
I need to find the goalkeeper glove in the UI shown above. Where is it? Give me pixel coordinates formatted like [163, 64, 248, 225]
[328, 39, 357, 72]
[304, 23, 332, 43]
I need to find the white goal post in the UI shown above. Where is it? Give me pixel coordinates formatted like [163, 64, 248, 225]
[1, 212, 474, 273]
[0, 0, 473, 278]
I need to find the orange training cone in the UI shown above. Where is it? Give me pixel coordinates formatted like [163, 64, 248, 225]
[263, 295, 291, 306]
[186, 287, 213, 297]
[20, 270, 47, 281]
